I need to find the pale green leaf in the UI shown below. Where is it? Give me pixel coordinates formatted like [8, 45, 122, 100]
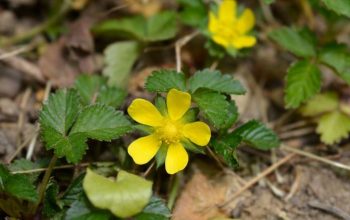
[189, 69, 245, 94]
[103, 41, 140, 87]
[70, 105, 132, 141]
[285, 60, 322, 108]
[74, 75, 105, 106]
[269, 27, 316, 57]
[316, 110, 350, 144]
[192, 89, 230, 128]
[97, 86, 127, 108]
[8, 159, 40, 183]
[145, 70, 186, 92]
[233, 120, 280, 150]
[83, 169, 152, 218]
[145, 11, 177, 41]
[300, 92, 339, 116]
[321, 0, 350, 17]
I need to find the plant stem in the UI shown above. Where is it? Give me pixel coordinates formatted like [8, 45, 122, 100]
[167, 172, 181, 210]
[32, 155, 58, 214]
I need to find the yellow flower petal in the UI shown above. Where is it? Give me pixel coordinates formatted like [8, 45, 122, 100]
[165, 142, 188, 174]
[231, 36, 257, 49]
[218, 0, 237, 23]
[237, 9, 255, 34]
[183, 122, 211, 146]
[212, 34, 231, 48]
[167, 89, 191, 121]
[128, 98, 164, 127]
[208, 12, 220, 34]
[128, 134, 161, 164]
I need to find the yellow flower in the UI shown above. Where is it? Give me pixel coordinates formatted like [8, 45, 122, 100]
[208, 0, 256, 50]
[127, 89, 211, 174]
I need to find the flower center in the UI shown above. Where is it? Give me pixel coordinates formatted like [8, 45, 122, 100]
[156, 119, 182, 144]
[217, 21, 240, 39]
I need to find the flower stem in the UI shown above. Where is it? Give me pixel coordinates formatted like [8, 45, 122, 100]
[167, 172, 182, 210]
[32, 155, 58, 214]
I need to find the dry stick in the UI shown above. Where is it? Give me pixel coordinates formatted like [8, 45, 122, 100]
[218, 153, 296, 209]
[281, 144, 350, 171]
[308, 200, 350, 220]
[175, 31, 200, 72]
[0, 45, 32, 60]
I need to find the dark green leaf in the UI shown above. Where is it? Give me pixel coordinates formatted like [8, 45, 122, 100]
[192, 89, 230, 128]
[178, 0, 207, 28]
[103, 41, 140, 88]
[135, 196, 171, 220]
[269, 27, 316, 57]
[71, 105, 132, 141]
[74, 75, 105, 106]
[145, 70, 186, 92]
[4, 174, 38, 202]
[219, 101, 239, 131]
[211, 134, 242, 168]
[61, 173, 85, 206]
[43, 181, 61, 218]
[189, 69, 245, 94]
[321, 0, 350, 17]
[233, 120, 280, 150]
[284, 60, 322, 108]
[97, 86, 127, 108]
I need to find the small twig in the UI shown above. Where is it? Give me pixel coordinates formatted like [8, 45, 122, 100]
[309, 200, 350, 220]
[206, 146, 226, 170]
[175, 31, 200, 72]
[25, 133, 38, 160]
[281, 144, 350, 172]
[142, 161, 155, 177]
[0, 45, 33, 60]
[285, 166, 302, 201]
[299, 0, 315, 30]
[218, 153, 295, 209]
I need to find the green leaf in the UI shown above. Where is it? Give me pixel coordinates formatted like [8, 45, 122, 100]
[65, 196, 113, 220]
[178, 0, 207, 28]
[71, 105, 132, 141]
[219, 101, 238, 131]
[40, 89, 81, 135]
[233, 120, 280, 150]
[97, 86, 127, 108]
[8, 159, 41, 183]
[103, 41, 140, 87]
[43, 181, 61, 218]
[211, 134, 242, 168]
[41, 127, 88, 163]
[93, 12, 177, 42]
[74, 75, 105, 106]
[135, 196, 171, 220]
[321, 0, 350, 17]
[300, 92, 339, 116]
[83, 169, 152, 218]
[263, 0, 275, 4]
[269, 27, 316, 57]
[192, 89, 230, 128]
[316, 110, 350, 144]
[319, 44, 350, 84]
[61, 173, 85, 206]
[189, 69, 245, 94]
[284, 60, 322, 108]
[0, 165, 38, 202]
[145, 70, 186, 92]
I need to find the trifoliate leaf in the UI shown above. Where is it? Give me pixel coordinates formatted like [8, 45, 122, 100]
[135, 196, 171, 220]
[285, 60, 322, 108]
[74, 75, 105, 106]
[93, 11, 177, 42]
[319, 44, 350, 84]
[321, 0, 350, 18]
[0, 164, 38, 202]
[192, 89, 230, 128]
[83, 169, 152, 218]
[233, 120, 280, 150]
[211, 134, 242, 168]
[316, 110, 350, 144]
[269, 27, 316, 57]
[300, 92, 339, 116]
[71, 105, 132, 141]
[65, 196, 113, 220]
[145, 70, 186, 92]
[97, 86, 127, 108]
[40, 89, 81, 135]
[189, 69, 245, 94]
[103, 41, 140, 87]
[41, 126, 88, 163]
